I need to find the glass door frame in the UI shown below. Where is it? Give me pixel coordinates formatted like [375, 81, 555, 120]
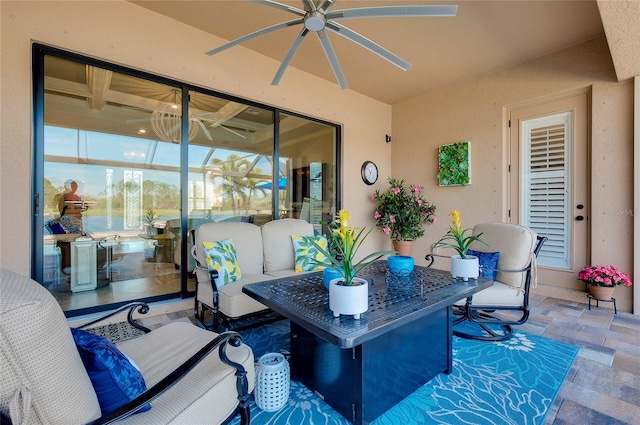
[32, 43, 342, 317]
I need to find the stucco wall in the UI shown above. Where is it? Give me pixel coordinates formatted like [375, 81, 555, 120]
[1, 2, 634, 312]
[0, 0, 392, 274]
[392, 36, 634, 312]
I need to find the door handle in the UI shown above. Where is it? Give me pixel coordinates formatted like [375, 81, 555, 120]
[576, 215, 584, 221]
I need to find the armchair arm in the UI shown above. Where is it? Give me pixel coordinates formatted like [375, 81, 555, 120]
[191, 245, 220, 291]
[424, 253, 446, 268]
[77, 302, 151, 334]
[88, 332, 250, 425]
[426, 235, 547, 288]
[425, 253, 531, 274]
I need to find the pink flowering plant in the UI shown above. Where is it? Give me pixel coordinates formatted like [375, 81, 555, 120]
[371, 177, 436, 241]
[578, 265, 633, 287]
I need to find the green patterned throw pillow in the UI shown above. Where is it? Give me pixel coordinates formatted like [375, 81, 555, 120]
[291, 235, 329, 272]
[202, 238, 242, 286]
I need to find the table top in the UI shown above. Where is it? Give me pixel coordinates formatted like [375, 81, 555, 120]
[137, 233, 175, 240]
[243, 261, 492, 348]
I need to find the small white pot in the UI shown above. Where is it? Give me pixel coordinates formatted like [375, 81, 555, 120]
[451, 255, 479, 281]
[329, 277, 369, 320]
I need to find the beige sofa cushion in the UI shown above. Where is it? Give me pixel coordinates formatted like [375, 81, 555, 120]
[469, 222, 537, 289]
[193, 222, 267, 318]
[194, 222, 264, 282]
[0, 269, 101, 425]
[117, 322, 255, 424]
[454, 281, 525, 307]
[197, 273, 276, 317]
[262, 219, 315, 273]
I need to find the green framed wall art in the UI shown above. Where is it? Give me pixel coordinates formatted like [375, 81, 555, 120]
[437, 141, 471, 186]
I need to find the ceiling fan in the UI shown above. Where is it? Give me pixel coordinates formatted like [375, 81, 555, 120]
[128, 91, 248, 142]
[206, 0, 458, 89]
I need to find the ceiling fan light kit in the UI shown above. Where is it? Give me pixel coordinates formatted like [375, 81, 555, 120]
[206, 0, 457, 90]
[304, 11, 326, 31]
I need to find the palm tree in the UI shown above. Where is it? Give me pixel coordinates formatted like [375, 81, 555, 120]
[243, 175, 268, 214]
[209, 155, 252, 214]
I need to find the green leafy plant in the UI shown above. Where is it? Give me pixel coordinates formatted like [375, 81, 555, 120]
[372, 177, 436, 241]
[143, 208, 158, 226]
[433, 210, 486, 258]
[437, 141, 471, 187]
[311, 210, 393, 285]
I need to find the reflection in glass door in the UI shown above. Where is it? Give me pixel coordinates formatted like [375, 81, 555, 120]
[280, 113, 337, 235]
[34, 47, 340, 317]
[178, 91, 276, 291]
[40, 55, 182, 314]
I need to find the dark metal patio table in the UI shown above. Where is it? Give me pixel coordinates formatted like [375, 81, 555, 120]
[243, 261, 492, 425]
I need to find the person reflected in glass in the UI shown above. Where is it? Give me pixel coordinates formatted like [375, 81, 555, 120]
[54, 179, 89, 272]
[58, 179, 88, 223]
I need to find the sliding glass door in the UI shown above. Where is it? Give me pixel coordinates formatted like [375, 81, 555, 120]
[40, 54, 183, 313]
[33, 45, 340, 316]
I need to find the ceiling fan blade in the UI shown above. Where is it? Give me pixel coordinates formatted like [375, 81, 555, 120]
[327, 5, 458, 20]
[326, 22, 411, 71]
[316, 30, 347, 89]
[219, 125, 248, 139]
[272, 29, 309, 86]
[248, 0, 306, 16]
[198, 113, 248, 139]
[317, 0, 336, 13]
[206, 18, 303, 56]
[196, 119, 214, 141]
[301, 0, 317, 12]
[198, 117, 247, 139]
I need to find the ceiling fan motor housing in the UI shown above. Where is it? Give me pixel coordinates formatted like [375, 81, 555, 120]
[304, 11, 326, 31]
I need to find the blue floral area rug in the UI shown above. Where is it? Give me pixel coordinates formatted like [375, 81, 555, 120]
[231, 320, 579, 425]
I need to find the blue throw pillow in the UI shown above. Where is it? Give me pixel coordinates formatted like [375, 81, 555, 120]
[71, 328, 150, 416]
[467, 249, 500, 280]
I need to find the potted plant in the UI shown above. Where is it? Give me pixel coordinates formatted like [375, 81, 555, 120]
[433, 210, 486, 281]
[578, 265, 632, 300]
[143, 208, 158, 236]
[319, 218, 345, 290]
[311, 209, 393, 319]
[371, 177, 436, 256]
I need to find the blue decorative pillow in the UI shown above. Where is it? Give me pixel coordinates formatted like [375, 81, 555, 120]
[71, 328, 150, 415]
[467, 249, 500, 280]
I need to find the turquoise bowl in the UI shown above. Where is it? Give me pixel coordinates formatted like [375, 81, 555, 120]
[322, 267, 356, 290]
[387, 255, 414, 276]
[322, 267, 343, 290]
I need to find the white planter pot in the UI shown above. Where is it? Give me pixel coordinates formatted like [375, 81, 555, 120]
[329, 277, 369, 320]
[451, 255, 479, 281]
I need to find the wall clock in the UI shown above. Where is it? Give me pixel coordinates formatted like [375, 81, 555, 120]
[361, 161, 378, 185]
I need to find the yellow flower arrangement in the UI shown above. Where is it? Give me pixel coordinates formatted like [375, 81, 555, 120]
[311, 209, 393, 285]
[433, 210, 486, 258]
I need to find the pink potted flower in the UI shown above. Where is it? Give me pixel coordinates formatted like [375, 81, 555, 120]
[578, 265, 632, 300]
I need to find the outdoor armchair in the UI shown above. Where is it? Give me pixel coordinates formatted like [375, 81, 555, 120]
[0, 268, 254, 425]
[426, 222, 546, 341]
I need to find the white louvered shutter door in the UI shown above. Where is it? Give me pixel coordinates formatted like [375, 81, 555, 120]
[521, 112, 572, 269]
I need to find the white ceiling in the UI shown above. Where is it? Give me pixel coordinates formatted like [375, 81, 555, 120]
[130, 0, 605, 105]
